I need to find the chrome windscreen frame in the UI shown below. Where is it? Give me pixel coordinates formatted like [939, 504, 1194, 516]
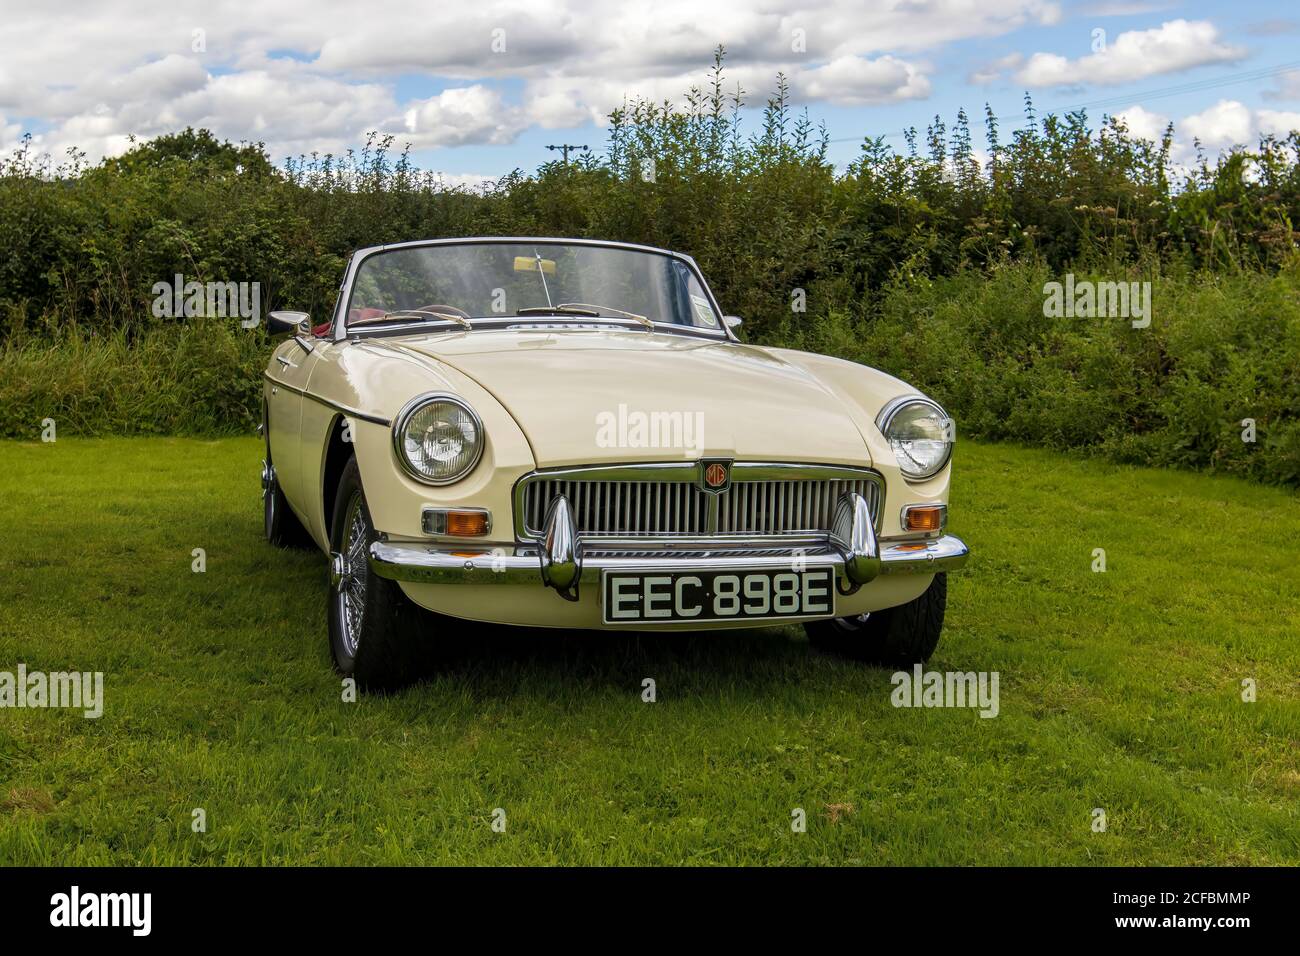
[511, 461, 886, 549]
[331, 237, 736, 344]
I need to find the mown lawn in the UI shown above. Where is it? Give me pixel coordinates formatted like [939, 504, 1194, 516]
[0, 437, 1296, 865]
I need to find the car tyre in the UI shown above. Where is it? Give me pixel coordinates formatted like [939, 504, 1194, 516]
[805, 573, 947, 666]
[327, 457, 428, 690]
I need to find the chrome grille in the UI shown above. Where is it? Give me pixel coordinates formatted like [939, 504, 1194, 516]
[524, 479, 709, 536]
[716, 479, 878, 535]
[520, 475, 880, 538]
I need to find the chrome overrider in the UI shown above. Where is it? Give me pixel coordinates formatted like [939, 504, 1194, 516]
[539, 496, 581, 600]
[831, 491, 880, 596]
[368, 480, 970, 597]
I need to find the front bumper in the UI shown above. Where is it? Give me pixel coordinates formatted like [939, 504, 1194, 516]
[368, 489, 968, 605]
[369, 534, 969, 587]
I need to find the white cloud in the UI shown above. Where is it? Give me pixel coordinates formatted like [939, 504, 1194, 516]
[434, 171, 501, 192]
[1263, 70, 1300, 103]
[402, 86, 525, 147]
[0, 113, 25, 155]
[1112, 104, 1169, 143]
[1105, 100, 1300, 171]
[1256, 110, 1300, 139]
[796, 55, 931, 105]
[969, 53, 1024, 85]
[0, 0, 1074, 162]
[111, 55, 210, 104]
[19, 67, 398, 162]
[1016, 19, 1245, 88]
[523, 87, 603, 129]
[1180, 99, 1254, 150]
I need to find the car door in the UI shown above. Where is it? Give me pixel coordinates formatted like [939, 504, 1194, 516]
[266, 337, 320, 519]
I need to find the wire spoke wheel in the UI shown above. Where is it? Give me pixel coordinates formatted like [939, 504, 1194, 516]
[335, 491, 370, 657]
[262, 459, 276, 535]
[326, 456, 428, 688]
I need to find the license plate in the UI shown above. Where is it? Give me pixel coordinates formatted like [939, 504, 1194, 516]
[601, 567, 835, 624]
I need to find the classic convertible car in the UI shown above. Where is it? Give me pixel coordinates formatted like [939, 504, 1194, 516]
[262, 238, 969, 686]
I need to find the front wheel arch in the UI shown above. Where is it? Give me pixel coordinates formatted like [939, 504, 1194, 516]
[320, 414, 356, 545]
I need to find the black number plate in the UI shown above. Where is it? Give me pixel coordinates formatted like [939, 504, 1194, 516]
[601, 567, 835, 624]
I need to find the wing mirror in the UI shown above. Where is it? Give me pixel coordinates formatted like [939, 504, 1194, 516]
[723, 315, 743, 330]
[268, 311, 311, 335]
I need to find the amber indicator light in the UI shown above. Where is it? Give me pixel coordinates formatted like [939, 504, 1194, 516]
[445, 511, 490, 536]
[903, 506, 944, 533]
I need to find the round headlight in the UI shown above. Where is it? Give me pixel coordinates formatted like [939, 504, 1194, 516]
[393, 394, 484, 484]
[877, 397, 953, 481]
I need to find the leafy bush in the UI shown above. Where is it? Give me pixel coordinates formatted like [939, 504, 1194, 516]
[0, 321, 265, 438]
[0, 52, 1297, 486]
[3, 53, 1299, 340]
[782, 261, 1300, 486]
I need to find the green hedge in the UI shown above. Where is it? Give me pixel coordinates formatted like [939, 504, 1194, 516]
[0, 321, 265, 439]
[2, 55, 1298, 486]
[3, 262, 1296, 487]
[786, 262, 1300, 487]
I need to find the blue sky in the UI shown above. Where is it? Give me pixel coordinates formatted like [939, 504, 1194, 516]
[419, 1, 1300, 178]
[1, 0, 1296, 182]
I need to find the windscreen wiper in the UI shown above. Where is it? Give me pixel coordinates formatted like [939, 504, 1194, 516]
[368, 309, 472, 329]
[516, 304, 654, 330]
[517, 303, 653, 329]
[559, 302, 653, 329]
[515, 306, 602, 318]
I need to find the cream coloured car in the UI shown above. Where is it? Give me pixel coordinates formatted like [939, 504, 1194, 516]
[262, 238, 969, 687]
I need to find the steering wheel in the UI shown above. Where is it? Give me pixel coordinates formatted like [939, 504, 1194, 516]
[415, 304, 471, 319]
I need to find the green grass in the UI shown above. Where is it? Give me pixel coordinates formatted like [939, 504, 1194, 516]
[0, 437, 1296, 865]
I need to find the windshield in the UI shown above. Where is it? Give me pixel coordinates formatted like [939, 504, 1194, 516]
[346, 242, 722, 331]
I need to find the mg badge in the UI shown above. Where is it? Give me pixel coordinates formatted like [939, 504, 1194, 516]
[699, 459, 732, 494]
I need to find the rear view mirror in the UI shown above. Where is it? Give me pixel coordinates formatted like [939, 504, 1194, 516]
[514, 256, 556, 275]
[723, 315, 743, 329]
[268, 311, 311, 335]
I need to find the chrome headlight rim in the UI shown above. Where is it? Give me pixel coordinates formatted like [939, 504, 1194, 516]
[876, 394, 953, 482]
[391, 392, 485, 486]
